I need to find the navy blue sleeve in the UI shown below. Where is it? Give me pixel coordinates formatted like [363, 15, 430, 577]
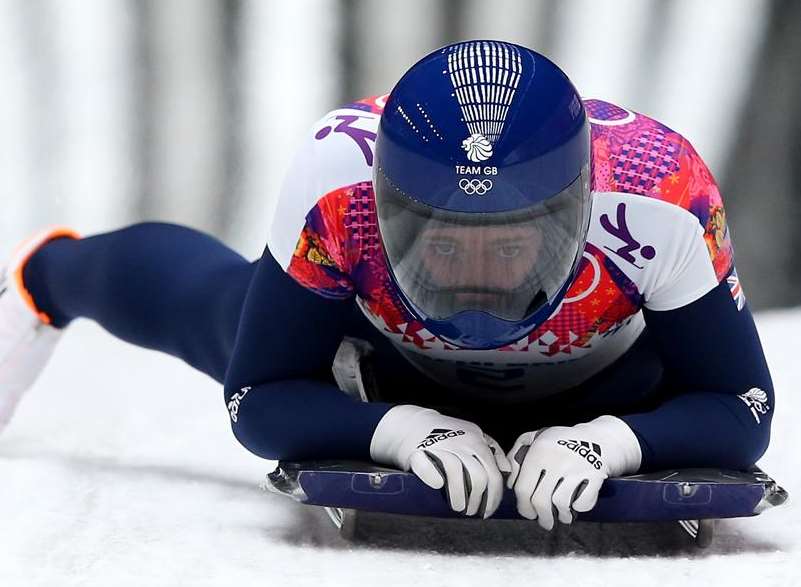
[621, 276, 774, 471]
[223, 247, 391, 461]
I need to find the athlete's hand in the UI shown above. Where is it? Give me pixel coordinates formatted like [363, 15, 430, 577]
[506, 416, 642, 531]
[370, 405, 511, 518]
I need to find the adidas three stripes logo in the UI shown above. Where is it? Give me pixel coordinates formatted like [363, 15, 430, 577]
[416, 428, 466, 449]
[557, 438, 604, 470]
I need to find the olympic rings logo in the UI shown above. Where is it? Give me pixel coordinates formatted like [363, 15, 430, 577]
[458, 178, 493, 195]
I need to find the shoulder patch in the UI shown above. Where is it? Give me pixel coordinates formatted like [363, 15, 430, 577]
[586, 98, 732, 281]
[268, 107, 380, 270]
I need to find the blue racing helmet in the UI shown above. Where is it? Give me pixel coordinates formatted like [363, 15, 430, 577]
[374, 40, 591, 350]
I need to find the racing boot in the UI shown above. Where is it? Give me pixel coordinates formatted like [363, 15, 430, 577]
[0, 227, 79, 432]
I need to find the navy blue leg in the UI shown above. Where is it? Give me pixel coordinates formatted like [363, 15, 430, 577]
[23, 222, 254, 383]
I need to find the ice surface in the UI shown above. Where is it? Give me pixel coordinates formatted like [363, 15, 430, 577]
[0, 311, 799, 586]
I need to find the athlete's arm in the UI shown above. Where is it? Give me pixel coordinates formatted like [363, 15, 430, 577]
[221, 100, 400, 461]
[601, 124, 774, 471]
[620, 275, 773, 471]
[223, 247, 392, 461]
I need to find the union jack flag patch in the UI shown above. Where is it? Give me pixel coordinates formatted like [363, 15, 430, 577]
[727, 268, 746, 311]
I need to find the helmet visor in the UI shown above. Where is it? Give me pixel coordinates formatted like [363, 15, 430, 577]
[376, 168, 590, 322]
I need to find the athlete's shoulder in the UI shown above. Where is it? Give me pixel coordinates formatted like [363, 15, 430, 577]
[309, 95, 385, 174]
[268, 95, 386, 270]
[585, 98, 731, 281]
[586, 98, 720, 208]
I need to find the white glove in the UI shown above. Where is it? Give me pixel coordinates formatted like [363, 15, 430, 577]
[506, 415, 642, 531]
[370, 405, 511, 518]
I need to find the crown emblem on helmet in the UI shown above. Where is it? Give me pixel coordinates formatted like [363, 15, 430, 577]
[462, 133, 493, 163]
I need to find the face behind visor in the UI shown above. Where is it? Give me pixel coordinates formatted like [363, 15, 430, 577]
[376, 167, 591, 324]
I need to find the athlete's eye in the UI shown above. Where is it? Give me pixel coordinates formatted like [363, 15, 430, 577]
[430, 241, 456, 256]
[497, 245, 521, 259]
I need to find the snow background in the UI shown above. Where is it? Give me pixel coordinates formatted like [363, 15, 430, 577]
[0, 310, 798, 586]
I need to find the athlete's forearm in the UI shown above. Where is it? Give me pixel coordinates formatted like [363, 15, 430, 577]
[635, 278, 774, 470]
[620, 388, 772, 471]
[226, 379, 391, 461]
[221, 241, 382, 460]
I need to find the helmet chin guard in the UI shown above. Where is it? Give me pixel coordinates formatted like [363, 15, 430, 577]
[414, 279, 575, 350]
[375, 40, 591, 349]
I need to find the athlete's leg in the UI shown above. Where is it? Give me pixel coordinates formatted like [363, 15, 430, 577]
[22, 222, 254, 383]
